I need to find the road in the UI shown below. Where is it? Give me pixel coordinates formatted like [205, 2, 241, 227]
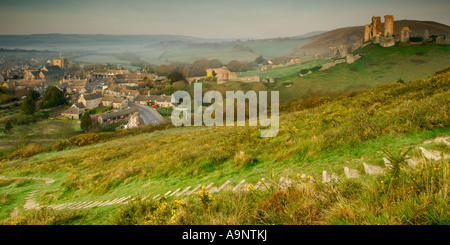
[129, 103, 167, 126]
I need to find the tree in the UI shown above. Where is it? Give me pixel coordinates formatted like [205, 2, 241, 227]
[4, 120, 12, 134]
[40, 86, 66, 109]
[167, 70, 185, 83]
[227, 60, 241, 72]
[255, 55, 266, 64]
[21, 95, 36, 115]
[28, 90, 40, 101]
[80, 113, 93, 132]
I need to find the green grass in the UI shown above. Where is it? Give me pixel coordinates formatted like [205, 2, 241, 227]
[274, 43, 450, 102]
[0, 68, 448, 224]
[182, 44, 450, 103]
[238, 59, 332, 79]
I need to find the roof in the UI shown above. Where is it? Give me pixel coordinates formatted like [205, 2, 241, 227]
[98, 107, 138, 120]
[63, 104, 84, 115]
[41, 69, 65, 76]
[135, 94, 151, 102]
[149, 95, 172, 103]
[82, 93, 103, 101]
[74, 102, 85, 109]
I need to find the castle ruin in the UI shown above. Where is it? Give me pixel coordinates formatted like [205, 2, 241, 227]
[384, 15, 394, 37]
[364, 15, 395, 47]
[400, 27, 412, 43]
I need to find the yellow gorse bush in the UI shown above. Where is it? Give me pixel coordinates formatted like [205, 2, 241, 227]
[193, 185, 214, 209]
[144, 198, 185, 225]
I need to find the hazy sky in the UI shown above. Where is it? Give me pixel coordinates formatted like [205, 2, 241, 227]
[0, 0, 448, 39]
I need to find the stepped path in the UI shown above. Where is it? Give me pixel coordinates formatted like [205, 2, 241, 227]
[2, 137, 449, 214]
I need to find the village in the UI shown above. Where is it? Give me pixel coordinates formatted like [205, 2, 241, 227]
[0, 56, 175, 129]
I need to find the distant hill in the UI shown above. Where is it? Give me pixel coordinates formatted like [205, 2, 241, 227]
[292, 31, 327, 39]
[290, 20, 450, 57]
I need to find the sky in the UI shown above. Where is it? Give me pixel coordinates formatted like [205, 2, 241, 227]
[0, 0, 449, 39]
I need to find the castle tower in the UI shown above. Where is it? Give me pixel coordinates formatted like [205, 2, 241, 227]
[371, 16, 382, 37]
[364, 24, 372, 42]
[384, 15, 394, 37]
[400, 27, 412, 43]
[424, 29, 430, 40]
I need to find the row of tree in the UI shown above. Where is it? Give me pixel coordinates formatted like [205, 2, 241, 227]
[21, 86, 67, 116]
[144, 58, 259, 79]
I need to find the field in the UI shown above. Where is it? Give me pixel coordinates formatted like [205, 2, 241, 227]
[238, 58, 332, 79]
[0, 67, 449, 224]
[181, 44, 450, 104]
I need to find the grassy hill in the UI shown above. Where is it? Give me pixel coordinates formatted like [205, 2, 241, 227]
[190, 44, 450, 103]
[0, 67, 449, 224]
[290, 20, 450, 57]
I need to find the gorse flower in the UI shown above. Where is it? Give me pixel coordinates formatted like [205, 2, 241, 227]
[193, 185, 214, 209]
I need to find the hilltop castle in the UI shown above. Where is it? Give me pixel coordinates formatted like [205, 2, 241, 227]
[364, 15, 395, 47]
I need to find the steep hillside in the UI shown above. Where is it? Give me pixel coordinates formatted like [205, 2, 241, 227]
[0, 69, 449, 224]
[290, 20, 450, 57]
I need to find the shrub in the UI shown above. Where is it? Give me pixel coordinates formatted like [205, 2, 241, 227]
[51, 140, 73, 151]
[68, 133, 100, 146]
[5, 143, 45, 160]
[310, 65, 322, 72]
[299, 69, 309, 75]
[409, 36, 424, 42]
[8, 207, 84, 225]
[51, 133, 101, 151]
[14, 114, 36, 125]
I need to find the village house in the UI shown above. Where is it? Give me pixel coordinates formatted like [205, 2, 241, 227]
[39, 65, 66, 81]
[78, 93, 103, 109]
[134, 92, 173, 108]
[101, 94, 128, 109]
[149, 94, 174, 108]
[1, 80, 48, 94]
[103, 85, 140, 102]
[61, 103, 85, 120]
[24, 65, 66, 82]
[56, 79, 88, 94]
[134, 94, 152, 105]
[97, 107, 139, 125]
[90, 69, 130, 79]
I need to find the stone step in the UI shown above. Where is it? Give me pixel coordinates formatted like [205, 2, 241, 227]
[205, 182, 214, 190]
[363, 163, 385, 175]
[254, 178, 268, 191]
[322, 171, 339, 183]
[169, 188, 181, 197]
[76, 201, 95, 209]
[216, 180, 232, 192]
[407, 158, 418, 167]
[419, 147, 441, 161]
[232, 180, 246, 192]
[176, 186, 191, 197]
[344, 167, 361, 178]
[83, 201, 102, 209]
[187, 185, 202, 195]
[383, 158, 393, 169]
[99, 198, 121, 206]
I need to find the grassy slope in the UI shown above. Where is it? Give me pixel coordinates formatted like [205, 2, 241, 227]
[186, 44, 450, 103]
[237, 59, 332, 79]
[0, 67, 449, 224]
[277, 44, 450, 102]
